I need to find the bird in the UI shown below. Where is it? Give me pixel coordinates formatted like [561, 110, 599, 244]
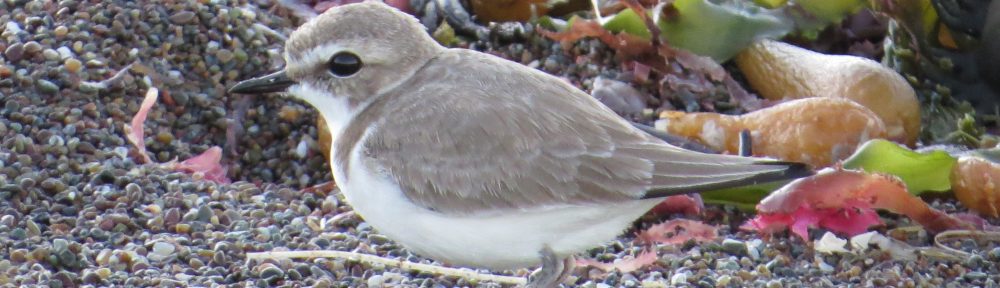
[229, 2, 810, 287]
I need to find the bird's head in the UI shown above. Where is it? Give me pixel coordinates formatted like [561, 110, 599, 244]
[229, 1, 441, 108]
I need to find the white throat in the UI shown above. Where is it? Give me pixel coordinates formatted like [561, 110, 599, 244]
[288, 82, 357, 137]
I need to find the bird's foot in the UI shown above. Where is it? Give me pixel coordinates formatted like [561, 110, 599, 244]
[526, 246, 573, 288]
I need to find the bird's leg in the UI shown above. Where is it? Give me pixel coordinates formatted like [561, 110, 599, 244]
[526, 245, 570, 288]
[738, 129, 753, 157]
[555, 255, 576, 284]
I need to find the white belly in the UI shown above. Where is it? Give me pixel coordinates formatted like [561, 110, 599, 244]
[333, 138, 661, 269]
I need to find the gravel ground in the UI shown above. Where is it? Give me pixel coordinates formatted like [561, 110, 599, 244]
[1, 0, 999, 287]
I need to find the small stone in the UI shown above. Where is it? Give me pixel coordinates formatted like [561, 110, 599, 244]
[54, 26, 68, 38]
[216, 49, 234, 63]
[26, 219, 40, 237]
[722, 239, 747, 255]
[987, 247, 1000, 261]
[95, 249, 112, 266]
[36, 79, 60, 94]
[196, 205, 213, 222]
[82, 270, 101, 284]
[367, 275, 384, 287]
[147, 133, 174, 149]
[52, 272, 75, 288]
[966, 255, 984, 269]
[715, 257, 740, 270]
[57, 46, 74, 60]
[170, 11, 197, 24]
[818, 261, 835, 273]
[367, 234, 394, 246]
[4, 43, 24, 62]
[0, 215, 14, 227]
[746, 239, 763, 260]
[189, 258, 205, 269]
[43, 49, 60, 61]
[165, 208, 181, 226]
[965, 272, 988, 281]
[131, 261, 149, 272]
[717, 275, 732, 286]
[10, 249, 27, 263]
[543, 57, 559, 72]
[670, 272, 689, 285]
[314, 278, 332, 288]
[94, 268, 111, 281]
[64, 58, 82, 73]
[149, 242, 175, 262]
[260, 266, 284, 280]
[175, 223, 191, 234]
[23, 41, 42, 54]
[52, 239, 69, 252]
[768, 260, 786, 276]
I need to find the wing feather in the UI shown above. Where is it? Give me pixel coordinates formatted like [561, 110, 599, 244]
[358, 49, 807, 215]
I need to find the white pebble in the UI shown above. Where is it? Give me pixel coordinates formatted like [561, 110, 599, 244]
[366, 275, 384, 287]
[240, 7, 257, 21]
[113, 146, 129, 159]
[746, 239, 763, 260]
[149, 242, 175, 262]
[56, 46, 75, 60]
[5, 21, 21, 34]
[295, 139, 309, 159]
[670, 271, 690, 285]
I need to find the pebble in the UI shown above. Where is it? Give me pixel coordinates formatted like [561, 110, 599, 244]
[722, 238, 747, 255]
[10, 249, 27, 263]
[169, 11, 197, 24]
[26, 220, 40, 237]
[988, 247, 1000, 261]
[36, 79, 59, 94]
[54, 26, 68, 38]
[965, 272, 988, 281]
[56, 46, 74, 60]
[43, 49, 60, 61]
[175, 223, 191, 234]
[670, 271, 689, 285]
[259, 265, 284, 280]
[5, 43, 24, 61]
[216, 49, 234, 63]
[63, 58, 83, 73]
[717, 275, 732, 286]
[0, 214, 13, 226]
[149, 242, 176, 262]
[82, 270, 102, 284]
[23, 41, 42, 55]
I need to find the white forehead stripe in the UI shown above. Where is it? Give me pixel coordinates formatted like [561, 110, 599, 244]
[290, 43, 346, 67]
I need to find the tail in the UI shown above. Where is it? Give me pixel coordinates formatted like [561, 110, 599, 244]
[628, 121, 814, 199]
[642, 160, 813, 199]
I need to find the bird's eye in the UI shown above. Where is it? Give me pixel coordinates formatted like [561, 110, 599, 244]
[327, 52, 362, 77]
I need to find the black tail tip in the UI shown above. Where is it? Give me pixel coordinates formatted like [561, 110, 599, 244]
[756, 161, 814, 180]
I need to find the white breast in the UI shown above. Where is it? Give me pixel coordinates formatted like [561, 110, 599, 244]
[292, 82, 661, 269]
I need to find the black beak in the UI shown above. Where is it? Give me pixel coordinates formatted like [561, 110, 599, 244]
[228, 70, 296, 94]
